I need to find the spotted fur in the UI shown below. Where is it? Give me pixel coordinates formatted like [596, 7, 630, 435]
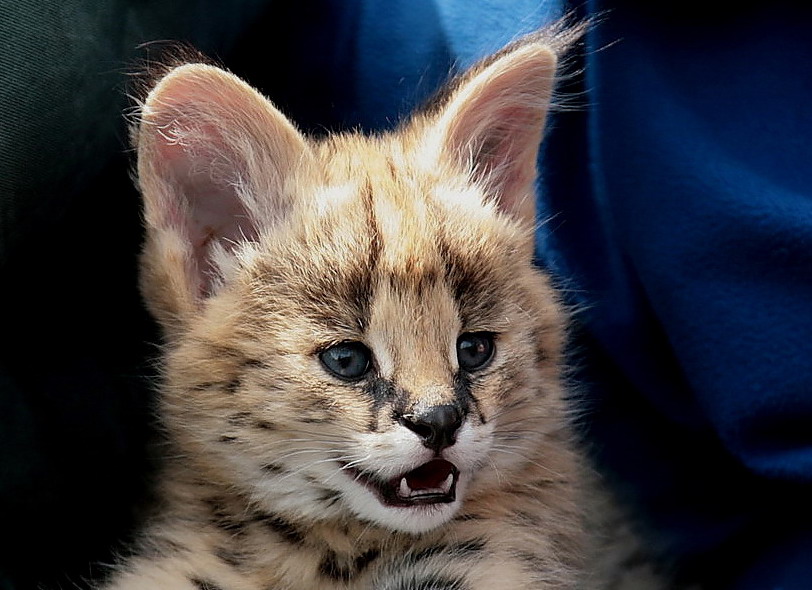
[105, 21, 592, 590]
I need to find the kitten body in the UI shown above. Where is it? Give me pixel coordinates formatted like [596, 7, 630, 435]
[108, 23, 588, 590]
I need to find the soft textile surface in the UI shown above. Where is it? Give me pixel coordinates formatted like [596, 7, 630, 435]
[1, 1, 810, 588]
[541, 3, 812, 588]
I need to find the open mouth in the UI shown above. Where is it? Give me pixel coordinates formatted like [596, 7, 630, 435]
[344, 459, 459, 508]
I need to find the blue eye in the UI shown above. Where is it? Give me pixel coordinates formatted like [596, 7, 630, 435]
[319, 342, 372, 380]
[457, 332, 495, 371]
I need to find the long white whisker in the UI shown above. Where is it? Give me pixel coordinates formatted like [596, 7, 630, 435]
[273, 455, 362, 483]
[490, 446, 565, 479]
[271, 448, 344, 462]
[340, 454, 373, 471]
[322, 455, 373, 484]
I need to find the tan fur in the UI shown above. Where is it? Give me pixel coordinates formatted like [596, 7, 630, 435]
[105, 23, 595, 590]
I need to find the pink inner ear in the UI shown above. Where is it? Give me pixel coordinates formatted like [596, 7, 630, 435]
[184, 173, 256, 295]
[470, 102, 544, 220]
[154, 120, 258, 296]
[437, 45, 557, 226]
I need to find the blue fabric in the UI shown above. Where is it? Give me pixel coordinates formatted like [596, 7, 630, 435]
[547, 3, 812, 587]
[339, 0, 812, 587]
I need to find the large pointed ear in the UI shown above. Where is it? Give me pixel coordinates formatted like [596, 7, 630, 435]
[134, 63, 312, 336]
[427, 33, 563, 228]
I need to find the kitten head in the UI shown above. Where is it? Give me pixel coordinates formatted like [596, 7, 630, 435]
[134, 27, 575, 534]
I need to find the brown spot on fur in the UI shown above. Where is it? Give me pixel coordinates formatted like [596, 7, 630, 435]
[224, 377, 241, 394]
[190, 381, 220, 391]
[454, 512, 484, 522]
[319, 551, 351, 582]
[226, 411, 254, 426]
[204, 497, 247, 535]
[319, 548, 380, 582]
[409, 540, 487, 565]
[252, 512, 305, 545]
[215, 546, 250, 569]
[319, 489, 342, 506]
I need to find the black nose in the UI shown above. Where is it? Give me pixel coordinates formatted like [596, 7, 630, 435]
[399, 405, 463, 453]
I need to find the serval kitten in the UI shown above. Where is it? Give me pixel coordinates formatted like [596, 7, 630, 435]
[109, 23, 589, 590]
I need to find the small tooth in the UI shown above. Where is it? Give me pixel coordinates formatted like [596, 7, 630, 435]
[441, 473, 454, 493]
[399, 477, 411, 498]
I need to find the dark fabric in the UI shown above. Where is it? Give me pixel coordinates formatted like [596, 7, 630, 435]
[0, 1, 278, 587]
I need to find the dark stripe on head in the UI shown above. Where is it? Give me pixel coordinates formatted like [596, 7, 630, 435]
[384, 260, 442, 300]
[437, 235, 503, 327]
[361, 178, 382, 279]
[295, 182, 381, 332]
[351, 179, 381, 331]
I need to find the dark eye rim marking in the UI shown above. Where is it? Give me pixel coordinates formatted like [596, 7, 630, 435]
[456, 331, 496, 372]
[318, 341, 374, 381]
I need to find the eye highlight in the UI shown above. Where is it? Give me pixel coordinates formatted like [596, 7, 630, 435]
[319, 342, 372, 381]
[456, 332, 495, 371]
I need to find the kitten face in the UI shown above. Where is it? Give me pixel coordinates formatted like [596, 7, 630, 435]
[135, 35, 567, 534]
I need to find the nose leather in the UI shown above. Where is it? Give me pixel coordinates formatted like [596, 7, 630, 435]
[398, 404, 463, 453]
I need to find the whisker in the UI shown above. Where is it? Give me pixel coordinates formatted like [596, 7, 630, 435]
[490, 446, 565, 479]
[271, 448, 344, 462]
[273, 455, 362, 483]
[323, 455, 373, 484]
[340, 454, 373, 471]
